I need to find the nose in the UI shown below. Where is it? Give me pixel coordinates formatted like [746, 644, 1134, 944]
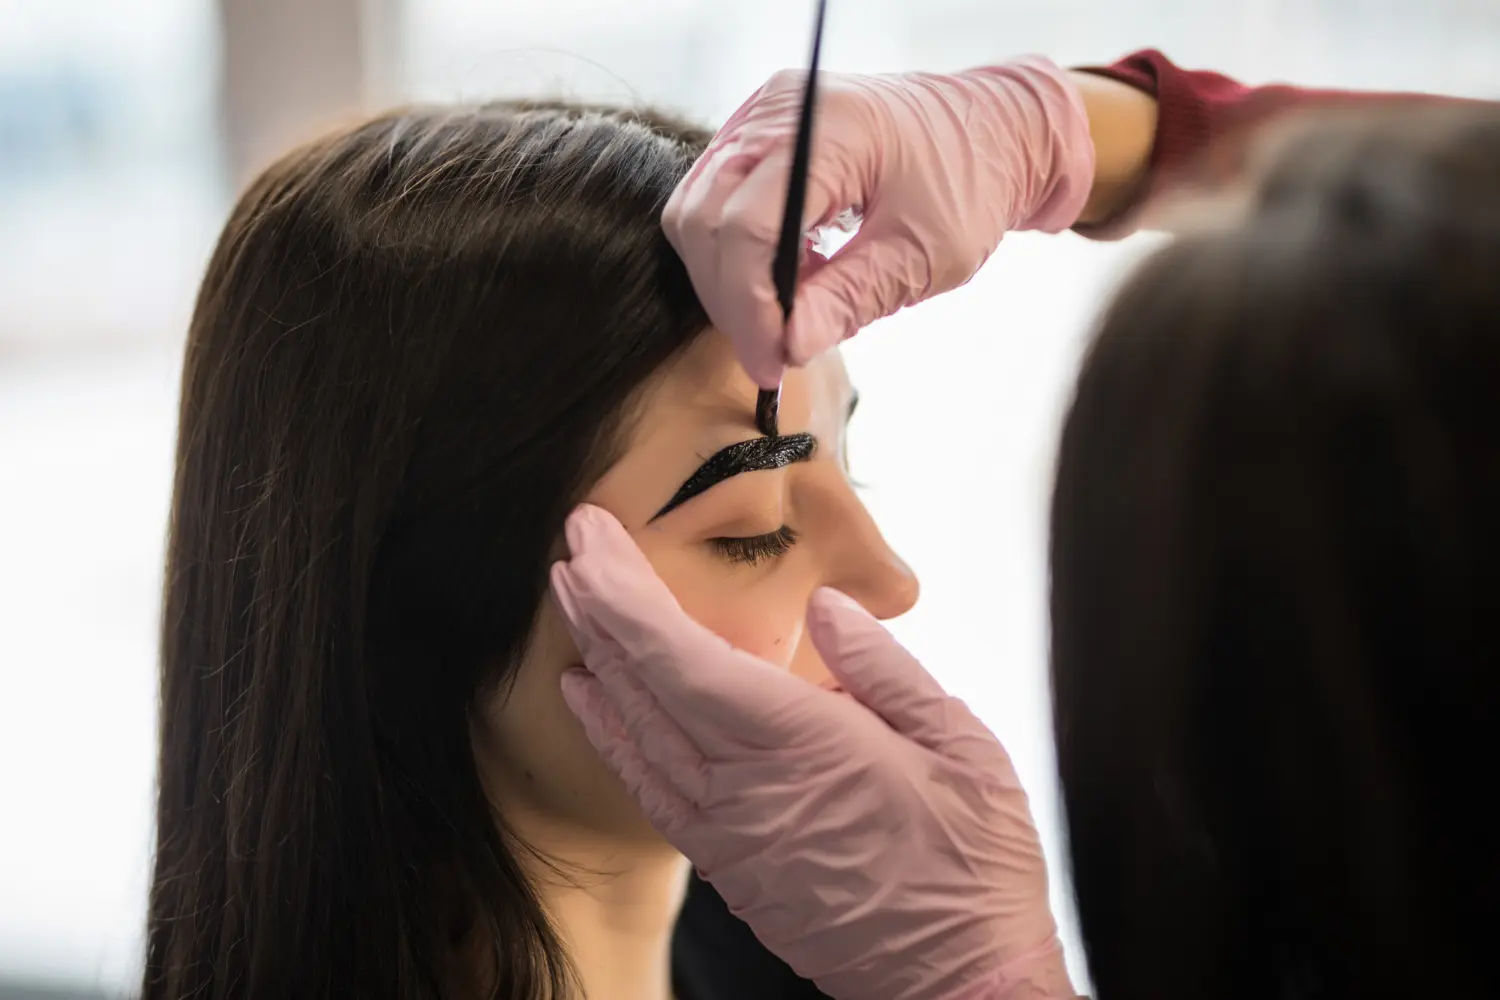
[815, 483, 919, 621]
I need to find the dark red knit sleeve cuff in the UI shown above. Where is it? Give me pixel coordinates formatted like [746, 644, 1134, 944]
[1065, 49, 1466, 239]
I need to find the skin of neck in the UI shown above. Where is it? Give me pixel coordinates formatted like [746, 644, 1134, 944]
[492, 792, 690, 1000]
[534, 816, 690, 1000]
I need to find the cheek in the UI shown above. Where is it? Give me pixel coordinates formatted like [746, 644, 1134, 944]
[637, 543, 811, 671]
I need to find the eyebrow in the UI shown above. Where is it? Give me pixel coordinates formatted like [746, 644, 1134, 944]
[651, 433, 817, 521]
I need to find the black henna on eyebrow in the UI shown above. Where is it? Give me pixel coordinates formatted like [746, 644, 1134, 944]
[651, 433, 817, 521]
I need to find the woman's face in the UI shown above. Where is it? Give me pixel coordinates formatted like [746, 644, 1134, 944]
[475, 329, 919, 847]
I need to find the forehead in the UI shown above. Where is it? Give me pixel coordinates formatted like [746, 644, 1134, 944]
[634, 327, 850, 442]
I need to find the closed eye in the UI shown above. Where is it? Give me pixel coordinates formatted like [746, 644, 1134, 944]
[708, 526, 799, 566]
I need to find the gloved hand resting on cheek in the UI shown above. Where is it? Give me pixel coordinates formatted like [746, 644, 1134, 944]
[661, 57, 1096, 388]
[549, 504, 1077, 1000]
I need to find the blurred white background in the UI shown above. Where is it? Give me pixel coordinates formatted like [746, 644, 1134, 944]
[1, 0, 1497, 996]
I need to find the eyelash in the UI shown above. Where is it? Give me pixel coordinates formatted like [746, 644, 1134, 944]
[709, 526, 800, 567]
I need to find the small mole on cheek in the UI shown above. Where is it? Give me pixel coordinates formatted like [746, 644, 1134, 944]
[774, 637, 783, 646]
[523, 769, 536, 783]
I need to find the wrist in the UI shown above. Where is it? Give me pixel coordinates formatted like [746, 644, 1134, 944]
[1067, 68, 1159, 226]
[960, 58, 1096, 233]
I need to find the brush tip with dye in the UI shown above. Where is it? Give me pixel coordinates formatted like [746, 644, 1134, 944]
[755, 385, 782, 438]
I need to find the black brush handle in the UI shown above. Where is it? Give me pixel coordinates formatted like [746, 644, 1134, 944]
[758, 0, 826, 439]
[770, 0, 827, 321]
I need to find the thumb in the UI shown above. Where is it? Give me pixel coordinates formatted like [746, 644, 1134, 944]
[782, 233, 915, 366]
[806, 589, 950, 739]
[806, 589, 988, 760]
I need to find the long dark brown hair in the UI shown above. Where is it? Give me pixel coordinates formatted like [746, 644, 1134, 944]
[1051, 106, 1500, 1000]
[147, 101, 710, 999]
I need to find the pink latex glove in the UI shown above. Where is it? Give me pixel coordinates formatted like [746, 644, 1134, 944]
[662, 57, 1096, 388]
[548, 505, 1075, 1000]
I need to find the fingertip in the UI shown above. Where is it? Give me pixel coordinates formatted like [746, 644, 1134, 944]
[724, 304, 789, 390]
[549, 560, 576, 614]
[587, 510, 655, 581]
[566, 503, 633, 562]
[661, 180, 684, 229]
[549, 562, 596, 652]
[805, 587, 865, 661]
[548, 558, 571, 598]
[749, 357, 786, 391]
[559, 667, 594, 714]
[563, 504, 594, 557]
[809, 586, 868, 621]
[784, 295, 848, 367]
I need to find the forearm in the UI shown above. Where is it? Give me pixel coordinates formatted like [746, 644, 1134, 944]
[1069, 70, 1158, 227]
